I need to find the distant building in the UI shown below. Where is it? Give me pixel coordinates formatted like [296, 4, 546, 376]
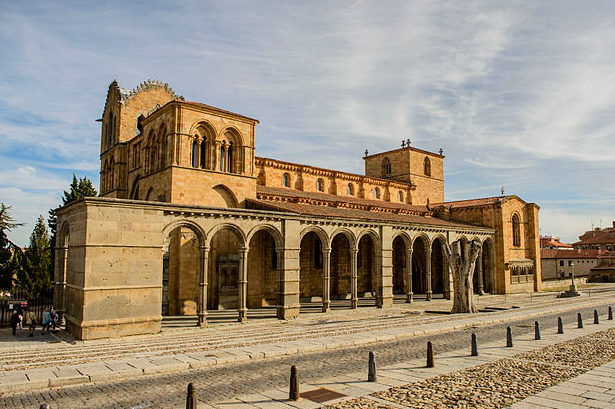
[573, 222, 615, 251]
[540, 249, 600, 280]
[589, 251, 615, 282]
[540, 236, 573, 250]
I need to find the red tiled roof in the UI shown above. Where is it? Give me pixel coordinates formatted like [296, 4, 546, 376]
[540, 249, 601, 259]
[591, 263, 615, 271]
[573, 230, 615, 246]
[432, 195, 514, 209]
[256, 185, 428, 213]
[540, 237, 573, 248]
[246, 198, 486, 229]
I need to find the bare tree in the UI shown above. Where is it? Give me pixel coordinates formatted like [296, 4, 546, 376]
[444, 239, 482, 313]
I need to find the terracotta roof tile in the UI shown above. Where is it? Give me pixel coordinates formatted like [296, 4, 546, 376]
[540, 249, 601, 259]
[182, 101, 259, 122]
[573, 230, 615, 245]
[246, 198, 487, 229]
[256, 185, 428, 213]
[540, 237, 573, 248]
[432, 195, 512, 208]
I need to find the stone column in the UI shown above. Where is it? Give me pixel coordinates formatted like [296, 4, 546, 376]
[426, 246, 432, 301]
[406, 248, 413, 303]
[213, 141, 220, 171]
[350, 249, 358, 309]
[198, 245, 209, 327]
[276, 249, 284, 319]
[322, 248, 331, 313]
[55, 246, 68, 318]
[238, 247, 248, 323]
[477, 251, 484, 295]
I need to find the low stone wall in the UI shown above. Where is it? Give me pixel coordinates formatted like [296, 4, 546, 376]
[541, 277, 588, 290]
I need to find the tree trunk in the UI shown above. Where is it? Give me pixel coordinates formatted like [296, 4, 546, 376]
[444, 240, 482, 313]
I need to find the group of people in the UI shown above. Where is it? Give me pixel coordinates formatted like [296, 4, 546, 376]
[10, 307, 58, 336]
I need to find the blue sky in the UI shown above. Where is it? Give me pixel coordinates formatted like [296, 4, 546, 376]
[1, 0, 614, 246]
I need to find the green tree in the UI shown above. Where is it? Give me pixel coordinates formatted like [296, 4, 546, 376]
[48, 175, 98, 281]
[0, 204, 24, 292]
[18, 216, 52, 298]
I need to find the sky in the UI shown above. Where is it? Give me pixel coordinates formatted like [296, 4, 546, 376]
[1, 0, 614, 246]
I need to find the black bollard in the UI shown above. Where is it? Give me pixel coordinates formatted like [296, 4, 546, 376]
[557, 317, 564, 334]
[426, 341, 434, 368]
[368, 351, 377, 382]
[578, 313, 583, 328]
[534, 321, 541, 340]
[594, 309, 599, 324]
[471, 333, 478, 356]
[506, 326, 513, 347]
[186, 383, 196, 409]
[609, 306, 613, 320]
[289, 366, 300, 401]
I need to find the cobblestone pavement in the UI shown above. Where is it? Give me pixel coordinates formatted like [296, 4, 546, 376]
[1, 302, 613, 408]
[325, 327, 615, 409]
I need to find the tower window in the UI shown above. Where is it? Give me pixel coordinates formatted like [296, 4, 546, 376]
[398, 191, 404, 202]
[424, 157, 431, 177]
[512, 214, 521, 247]
[219, 146, 225, 172]
[317, 178, 324, 192]
[283, 173, 290, 188]
[192, 140, 199, 168]
[347, 183, 354, 195]
[382, 157, 391, 176]
[200, 140, 207, 168]
[374, 187, 380, 199]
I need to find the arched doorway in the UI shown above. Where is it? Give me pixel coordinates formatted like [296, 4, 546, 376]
[246, 229, 279, 317]
[412, 237, 429, 296]
[208, 225, 245, 321]
[358, 234, 376, 300]
[431, 238, 445, 296]
[299, 231, 324, 311]
[162, 224, 204, 326]
[330, 233, 351, 306]
[481, 239, 494, 293]
[392, 236, 407, 295]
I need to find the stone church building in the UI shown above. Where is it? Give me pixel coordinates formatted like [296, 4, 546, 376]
[54, 80, 541, 340]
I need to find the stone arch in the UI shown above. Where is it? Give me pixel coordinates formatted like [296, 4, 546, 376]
[206, 223, 246, 247]
[161, 220, 207, 321]
[246, 224, 283, 250]
[431, 235, 447, 296]
[300, 226, 329, 248]
[158, 123, 167, 170]
[191, 121, 216, 169]
[480, 237, 495, 293]
[329, 228, 357, 250]
[330, 231, 352, 301]
[512, 212, 521, 247]
[130, 176, 140, 200]
[247, 225, 281, 312]
[411, 234, 430, 295]
[212, 184, 239, 208]
[147, 129, 157, 173]
[356, 229, 379, 300]
[144, 187, 154, 201]
[219, 127, 243, 174]
[424, 156, 431, 176]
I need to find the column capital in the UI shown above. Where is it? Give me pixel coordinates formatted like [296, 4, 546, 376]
[323, 247, 332, 256]
[239, 247, 249, 255]
[199, 245, 210, 252]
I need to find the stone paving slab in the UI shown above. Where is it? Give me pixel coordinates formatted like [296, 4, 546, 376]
[213, 314, 615, 408]
[0, 293, 613, 396]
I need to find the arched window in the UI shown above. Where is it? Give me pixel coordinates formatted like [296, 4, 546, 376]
[374, 187, 380, 199]
[316, 179, 324, 192]
[424, 157, 431, 176]
[398, 191, 404, 202]
[200, 140, 207, 168]
[347, 183, 354, 195]
[192, 140, 199, 168]
[219, 145, 225, 172]
[512, 214, 521, 247]
[149, 135, 157, 173]
[382, 157, 391, 175]
[228, 142, 234, 173]
[283, 173, 290, 188]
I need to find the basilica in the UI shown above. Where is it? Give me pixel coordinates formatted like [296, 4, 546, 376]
[53, 79, 541, 340]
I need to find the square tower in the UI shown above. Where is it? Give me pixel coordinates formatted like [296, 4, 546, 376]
[363, 145, 444, 205]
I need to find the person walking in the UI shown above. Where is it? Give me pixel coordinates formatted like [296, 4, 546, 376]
[10, 310, 20, 336]
[49, 307, 58, 331]
[41, 309, 51, 334]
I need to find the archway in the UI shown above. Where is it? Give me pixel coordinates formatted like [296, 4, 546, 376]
[330, 233, 351, 305]
[412, 236, 429, 296]
[479, 239, 494, 294]
[162, 224, 204, 326]
[299, 231, 324, 310]
[208, 225, 245, 321]
[431, 238, 445, 296]
[392, 236, 407, 295]
[246, 229, 279, 317]
[358, 234, 376, 299]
